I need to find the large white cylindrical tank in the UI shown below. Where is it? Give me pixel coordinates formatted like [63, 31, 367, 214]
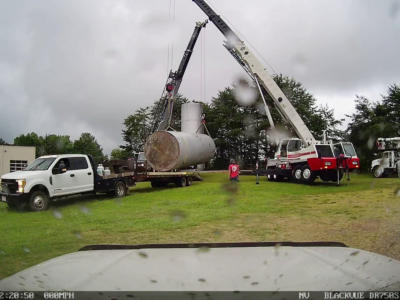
[181, 102, 203, 134]
[144, 131, 216, 171]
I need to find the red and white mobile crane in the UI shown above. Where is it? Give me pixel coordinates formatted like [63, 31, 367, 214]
[191, 0, 360, 184]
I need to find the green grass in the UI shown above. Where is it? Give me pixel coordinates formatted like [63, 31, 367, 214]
[1, 172, 399, 278]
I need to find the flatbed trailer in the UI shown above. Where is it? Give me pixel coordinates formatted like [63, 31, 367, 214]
[135, 170, 202, 188]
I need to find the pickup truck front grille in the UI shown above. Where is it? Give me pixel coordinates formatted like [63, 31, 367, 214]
[1, 179, 18, 194]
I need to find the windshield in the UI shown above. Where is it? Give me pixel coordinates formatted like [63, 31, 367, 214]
[315, 145, 334, 157]
[25, 157, 56, 171]
[342, 143, 357, 157]
[1, 0, 400, 294]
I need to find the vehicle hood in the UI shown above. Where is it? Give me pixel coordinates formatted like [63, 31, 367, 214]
[1, 171, 45, 180]
[371, 159, 382, 168]
[1, 242, 399, 292]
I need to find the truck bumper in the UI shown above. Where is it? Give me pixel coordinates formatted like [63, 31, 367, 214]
[0, 192, 28, 206]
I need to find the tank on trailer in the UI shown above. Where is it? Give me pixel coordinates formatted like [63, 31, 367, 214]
[145, 102, 216, 171]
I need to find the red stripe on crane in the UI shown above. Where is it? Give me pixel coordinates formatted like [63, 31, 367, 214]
[287, 151, 316, 159]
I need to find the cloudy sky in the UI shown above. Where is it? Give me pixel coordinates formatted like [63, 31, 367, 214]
[0, 0, 399, 154]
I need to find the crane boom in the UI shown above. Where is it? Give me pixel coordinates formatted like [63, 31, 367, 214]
[155, 20, 208, 132]
[191, 0, 315, 144]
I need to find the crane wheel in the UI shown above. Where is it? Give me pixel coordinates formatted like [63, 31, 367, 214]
[292, 166, 303, 183]
[301, 166, 316, 184]
[273, 173, 283, 182]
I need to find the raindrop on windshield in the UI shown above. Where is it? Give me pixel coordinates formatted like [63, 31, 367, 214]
[213, 229, 221, 237]
[274, 243, 281, 256]
[138, 251, 148, 258]
[79, 205, 90, 215]
[233, 77, 257, 106]
[170, 210, 187, 222]
[196, 247, 210, 254]
[72, 230, 82, 239]
[367, 137, 376, 150]
[350, 250, 360, 256]
[52, 209, 62, 219]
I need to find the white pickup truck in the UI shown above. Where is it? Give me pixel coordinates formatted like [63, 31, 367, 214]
[0, 154, 134, 211]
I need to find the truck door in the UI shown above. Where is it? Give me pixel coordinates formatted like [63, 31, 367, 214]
[69, 156, 94, 193]
[51, 158, 76, 196]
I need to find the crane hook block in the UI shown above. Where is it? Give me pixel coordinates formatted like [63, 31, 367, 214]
[166, 84, 174, 92]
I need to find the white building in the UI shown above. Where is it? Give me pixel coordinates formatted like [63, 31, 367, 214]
[0, 145, 36, 176]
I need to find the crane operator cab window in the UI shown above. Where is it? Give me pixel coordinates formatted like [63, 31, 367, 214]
[287, 139, 302, 152]
[279, 140, 289, 158]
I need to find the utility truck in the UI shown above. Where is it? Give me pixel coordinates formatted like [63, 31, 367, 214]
[371, 137, 400, 178]
[0, 154, 135, 211]
[191, 0, 360, 184]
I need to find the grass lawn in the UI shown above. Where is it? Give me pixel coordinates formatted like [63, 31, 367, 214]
[0, 172, 399, 279]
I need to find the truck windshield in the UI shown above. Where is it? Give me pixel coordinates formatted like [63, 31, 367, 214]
[342, 143, 357, 157]
[25, 157, 56, 171]
[315, 145, 334, 157]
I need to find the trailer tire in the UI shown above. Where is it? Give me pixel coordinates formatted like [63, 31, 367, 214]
[176, 177, 187, 187]
[115, 181, 127, 197]
[151, 180, 161, 188]
[186, 177, 192, 186]
[301, 166, 315, 184]
[29, 191, 49, 212]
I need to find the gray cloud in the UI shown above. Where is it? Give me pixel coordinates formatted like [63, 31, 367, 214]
[0, 0, 399, 153]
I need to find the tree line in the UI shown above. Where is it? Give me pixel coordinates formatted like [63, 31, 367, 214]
[1, 132, 105, 164]
[346, 84, 400, 168]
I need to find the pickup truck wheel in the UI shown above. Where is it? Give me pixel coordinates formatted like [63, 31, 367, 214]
[372, 166, 384, 178]
[29, 191, 49, 212]
[115, 181, 127, 197]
